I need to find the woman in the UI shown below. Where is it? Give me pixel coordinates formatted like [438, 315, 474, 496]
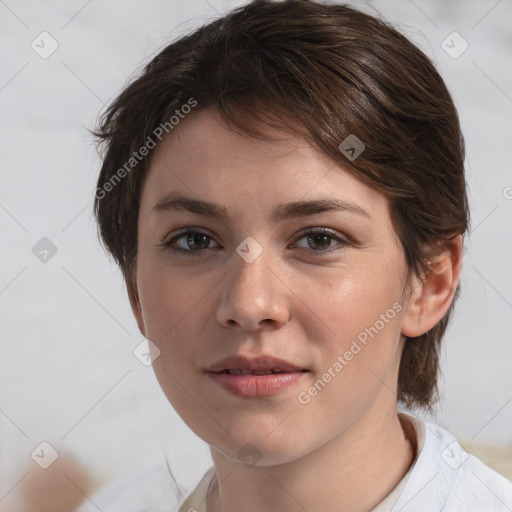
[89, 1, 512, 510]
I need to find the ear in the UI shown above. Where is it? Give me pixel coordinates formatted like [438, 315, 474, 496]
[401, 234, 463, 338]
[126, 268, 147, 337]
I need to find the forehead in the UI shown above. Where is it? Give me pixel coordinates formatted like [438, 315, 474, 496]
[153, 107, 326, 181]
[140, 106, 388, 220]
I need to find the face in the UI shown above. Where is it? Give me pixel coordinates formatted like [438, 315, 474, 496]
[132, 107, 412, 466]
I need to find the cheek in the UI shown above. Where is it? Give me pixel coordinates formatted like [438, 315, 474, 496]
[297, 262, 405, 396]
[137, 268, 210, 416]
[137, 265, 209, 343]
[302, 259, 403, 342]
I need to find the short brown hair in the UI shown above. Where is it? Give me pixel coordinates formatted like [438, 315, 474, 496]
[92, 0, 469, 410]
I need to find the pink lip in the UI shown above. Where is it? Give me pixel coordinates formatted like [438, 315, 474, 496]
[206, 354, 305, 373]
[208, 371, 307, 397]
[205, 354, 308, 398]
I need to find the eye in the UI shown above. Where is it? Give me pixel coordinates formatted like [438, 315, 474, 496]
[292, 228, 350, 256]
[161, 228, 218, 255]
[160, 227, 350, 257]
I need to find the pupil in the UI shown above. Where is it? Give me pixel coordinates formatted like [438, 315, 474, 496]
[309, 234, 330, 250]
[188, 233, 208, 250]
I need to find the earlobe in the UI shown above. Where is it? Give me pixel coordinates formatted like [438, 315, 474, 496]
[401, 234, 463, 338]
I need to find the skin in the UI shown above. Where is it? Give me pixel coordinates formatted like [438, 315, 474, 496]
[129, 106, 462, 512]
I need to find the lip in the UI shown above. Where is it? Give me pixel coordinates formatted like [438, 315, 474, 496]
[208, 371, 306, 397]
[205, 355, 308, 398]
[206, 354, 306, 373]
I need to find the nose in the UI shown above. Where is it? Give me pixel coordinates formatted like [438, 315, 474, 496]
[215, 245, 291, 331]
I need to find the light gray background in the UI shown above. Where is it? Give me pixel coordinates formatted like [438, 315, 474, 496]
[1, 0, 511, 498]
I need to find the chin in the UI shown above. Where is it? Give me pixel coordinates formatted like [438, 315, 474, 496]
[209, 424, 312, 468]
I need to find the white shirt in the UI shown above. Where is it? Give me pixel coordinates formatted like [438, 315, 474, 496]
[78, 414, 512, 512]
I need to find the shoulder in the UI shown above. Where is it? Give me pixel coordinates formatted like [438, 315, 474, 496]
[393, 416, 512, 512]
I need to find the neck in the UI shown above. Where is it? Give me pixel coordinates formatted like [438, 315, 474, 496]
[207, 405, 416, 512]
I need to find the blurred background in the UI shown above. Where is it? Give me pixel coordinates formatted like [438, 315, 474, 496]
[1, 0, 511, 510]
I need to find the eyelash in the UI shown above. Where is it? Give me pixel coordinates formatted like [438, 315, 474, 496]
[160, 227, 351, 257]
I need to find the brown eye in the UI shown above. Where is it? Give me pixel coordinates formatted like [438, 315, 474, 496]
[181, 233, 211, 250]
[305, 233, 334, 251]
[293, 228, 349, 256]
[162, 229, 219, 255]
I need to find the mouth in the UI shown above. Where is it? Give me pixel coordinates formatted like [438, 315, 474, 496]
[205, 354, 308, 374]
[205, 354, 309, 397]
[216, 369, 308, 376]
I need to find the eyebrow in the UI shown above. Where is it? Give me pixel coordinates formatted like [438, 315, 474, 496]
[152, 192, 371, 221]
